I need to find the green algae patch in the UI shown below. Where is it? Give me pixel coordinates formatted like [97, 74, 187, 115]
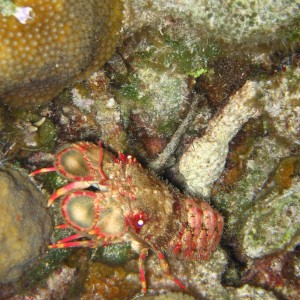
[119, 75, 142, 102]
[134, 34, 217, 77]
[37, 119, 57, 152]
[212, 136, 291, 236]
[237, 181, 300, 259]
[35, 171, 68, 195]
[23, 248, 73, 289]
[162, 36, 215, 76]
[90, 243, 133, 266]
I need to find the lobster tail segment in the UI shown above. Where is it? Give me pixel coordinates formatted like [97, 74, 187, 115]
[169, 198, 223, 260]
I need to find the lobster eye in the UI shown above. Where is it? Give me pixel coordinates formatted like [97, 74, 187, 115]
[61, 191, 96, 231]
[137, 219, 144, 227]
[131, 212, 148, 233]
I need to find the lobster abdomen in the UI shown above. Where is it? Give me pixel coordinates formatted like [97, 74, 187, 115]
[169, 198, 224, 260]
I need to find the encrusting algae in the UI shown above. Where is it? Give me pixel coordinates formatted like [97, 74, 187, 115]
[0, 0, 123, 107]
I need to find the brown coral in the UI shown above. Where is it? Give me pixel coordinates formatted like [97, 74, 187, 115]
[0, 0, 123, 107]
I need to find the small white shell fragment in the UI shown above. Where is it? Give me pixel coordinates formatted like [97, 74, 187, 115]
[27, 125, 38, 133]
[106, 97, 116, 108]
[33, 117, 46, 127]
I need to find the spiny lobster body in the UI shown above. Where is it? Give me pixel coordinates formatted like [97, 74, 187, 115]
[30, 142, 223, 293]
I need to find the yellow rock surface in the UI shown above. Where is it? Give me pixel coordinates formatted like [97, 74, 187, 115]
[0, 167, 51, 283]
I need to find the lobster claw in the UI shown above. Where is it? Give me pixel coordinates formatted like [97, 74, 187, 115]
[61, 190, 128, 239]
[55, 142, 107, 181]
[61, 190, 98, 231]
[29, 141, 113, 183]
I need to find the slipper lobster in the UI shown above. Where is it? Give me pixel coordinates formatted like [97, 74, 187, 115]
[30, 141, 224, 293]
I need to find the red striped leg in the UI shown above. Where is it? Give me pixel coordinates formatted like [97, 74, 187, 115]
[48, 181, 93, 206]
[55, 224, 69, 229]
[55, 233, 83, 244]
[138, 248, 149, 293]
[29, 166, 56, 176]
[98, 141, 108, 180]
[49, 239, 96, 249]
[156, 251, 186, 290]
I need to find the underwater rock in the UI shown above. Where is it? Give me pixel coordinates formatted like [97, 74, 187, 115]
[37, 265, 75, 300]
[124, 0, 300, 52]
[0, 167, 51, 283]
[0, 106, 6, 131]
[242, 251, 300, 300]
[126, 66, 189, 135]
[118, 64, 190, 157]
[109, 28, 208, 159]
[18, 265, 76, 300]
[257, 66, 300, 145]
[0, 0, 123, 106]
[237, 179, 300, 260]
[226, 284, 277, 300]
[179, 81, 258, 197]
[71, 71, 127, 151]
[136, 291, 195, 300]
[212, 135, 292, 242]
[141, 249, 228, 299]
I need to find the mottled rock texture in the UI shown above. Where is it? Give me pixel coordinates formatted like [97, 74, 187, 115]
[257, 66, 300, 145]
[179, 81, 258, 197]
[138, 291, 195, 300]
[226, 284, 277, 300]
[237, 179, 300, 259]
[0, 167, 51, 283]
[124, 0, 300, 50]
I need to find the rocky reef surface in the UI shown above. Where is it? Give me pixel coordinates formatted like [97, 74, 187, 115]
[0, 167, 51, 283]
[0, 0, 299, 299]
[123, 0, 300, 51]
